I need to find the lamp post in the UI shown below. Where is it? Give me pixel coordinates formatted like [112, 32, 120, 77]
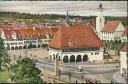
[68, 72, 72, 82]
[54, 55, 60, 76]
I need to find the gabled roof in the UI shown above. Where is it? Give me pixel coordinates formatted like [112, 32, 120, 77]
[120, 43, 128, 52]
[49, 24, 103, 49]
[2, 29, 20, 40]
[2, 27, 59, 39]
[101, 21, 120, 32]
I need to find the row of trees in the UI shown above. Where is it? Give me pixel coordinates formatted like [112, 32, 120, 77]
[0, 37, 10, 71]
[105, 40, 122, 50]
[0, 12, 127, 26]
[10, 57, 43, 83]
[0, 12, 66, 20]
[0, 37, 43, 83]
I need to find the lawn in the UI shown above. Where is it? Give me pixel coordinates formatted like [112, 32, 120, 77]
[0, 71, 10, 83]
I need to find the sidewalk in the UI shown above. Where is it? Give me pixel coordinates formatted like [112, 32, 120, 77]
[113, 71, 126, 83]
[40, 68, 82, 83]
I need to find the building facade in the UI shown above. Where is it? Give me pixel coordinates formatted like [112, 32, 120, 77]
[49, 25, 104, 63]
[101, 21, 125, 42]
[0, 27, 58, 50]
[121, 26, 128, 42]
[95, 3, 125, 42]
[120, 43, 128, 81]
[96, 3, 105, 36]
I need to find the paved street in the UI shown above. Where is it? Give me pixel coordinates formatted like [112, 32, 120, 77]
[8, 49, 126, 83]
[36, 58, 125, 83]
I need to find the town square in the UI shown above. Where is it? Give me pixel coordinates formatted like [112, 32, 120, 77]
[0, 1, 127, 83]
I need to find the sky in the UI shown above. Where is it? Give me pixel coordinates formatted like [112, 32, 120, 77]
[0, 1, 127, 16]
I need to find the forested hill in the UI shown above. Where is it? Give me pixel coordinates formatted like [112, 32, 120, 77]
[0, 12, 127, 26]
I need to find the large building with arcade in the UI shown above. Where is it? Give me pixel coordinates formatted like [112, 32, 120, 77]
[49, 24, 104, 63]
[0, 25, 58, 50]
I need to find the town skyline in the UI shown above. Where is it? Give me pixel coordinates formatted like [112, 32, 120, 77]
[0, 1, 127, 16]
[0, 1, 127, 83]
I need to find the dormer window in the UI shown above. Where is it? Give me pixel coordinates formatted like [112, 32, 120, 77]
[69, 39, 74, 47]
[11, 31, 17, 40]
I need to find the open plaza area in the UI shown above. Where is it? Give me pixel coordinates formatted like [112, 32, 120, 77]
[0, 1, 127, 83]
[7, 48, 126, 83]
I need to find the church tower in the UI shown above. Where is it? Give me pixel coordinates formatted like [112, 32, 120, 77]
[66, 10, 69, 23]
[96, 3, 105, 34]
[65, 10, 69, 26]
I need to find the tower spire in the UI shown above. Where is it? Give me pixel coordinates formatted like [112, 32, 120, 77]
[65, 10, 69, 27]
[96, 2, 105, 39]
[66, 10, 69, 23]
[99, 2, 103, 9]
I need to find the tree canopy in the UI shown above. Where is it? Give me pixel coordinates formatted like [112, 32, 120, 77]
[0, 37, 11, 71]
[10, 57, 43, 83]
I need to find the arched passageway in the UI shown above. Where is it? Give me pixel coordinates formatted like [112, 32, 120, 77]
[11, 46, 14, 50]
[23, 45, 27, 49]
[19, 46, 22, 49]
[76, 55, 81, 62]
[63, 56, 68, 63]
[50, 55, 52, 59]
[15, 46, 18, 50]
[70, 55, 75, 62]
[53, 54, 55, 60]
[33, 45, 36, 48]
[58, 56, 60, 61]
[83, 54, 88, 62]
[38, 45, 40, 48]
[56, 55, 58, 59]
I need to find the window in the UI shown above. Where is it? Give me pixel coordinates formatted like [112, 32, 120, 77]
[95, 52, 99, 55]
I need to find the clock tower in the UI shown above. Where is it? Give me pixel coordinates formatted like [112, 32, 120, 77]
[96, 3, 105, 36]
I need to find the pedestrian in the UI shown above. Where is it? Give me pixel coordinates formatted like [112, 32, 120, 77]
[85, 79, 88, 83]
[76, 80, 78, 84]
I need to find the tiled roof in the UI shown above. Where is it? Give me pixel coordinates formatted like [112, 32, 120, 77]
[101, 21, 120, 32]
[2, 27, 59, 39]
[2, 29, 21, 39]
[49, 24, 103, 49]
[120, 43, 128, 52]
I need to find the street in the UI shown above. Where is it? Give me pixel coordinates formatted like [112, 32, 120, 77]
[8, 49, 125, 83]
[36, 58, 120, 83]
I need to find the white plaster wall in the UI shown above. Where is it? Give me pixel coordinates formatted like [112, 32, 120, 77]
[101, 32, 114, 41]
[101, 23, 125, 41]
[49, 48, 104, 62]
[96, 16, 105, 34]
[6, 40, 24, 49]
[114, 23, 125, 39]
[121, 36, 127, 42]
[1, 31, 6, 39]
[120, 51, 128, 75]
[115, 23, 125, 32]
[49, 48, 62, 60]
[96, 10, 105, 34]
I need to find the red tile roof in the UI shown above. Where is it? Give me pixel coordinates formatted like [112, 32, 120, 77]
[49, 24, 103, 49]
[2, 27, 59, 39]
[2, 29, 21, 39]
[120, 43, 128, 52]
[101, 21, 120, 32]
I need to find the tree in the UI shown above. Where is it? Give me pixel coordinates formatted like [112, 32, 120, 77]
[0, 37, 11, 71]
[10, 57, 43, 83]
[28, 43, 33, 49]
